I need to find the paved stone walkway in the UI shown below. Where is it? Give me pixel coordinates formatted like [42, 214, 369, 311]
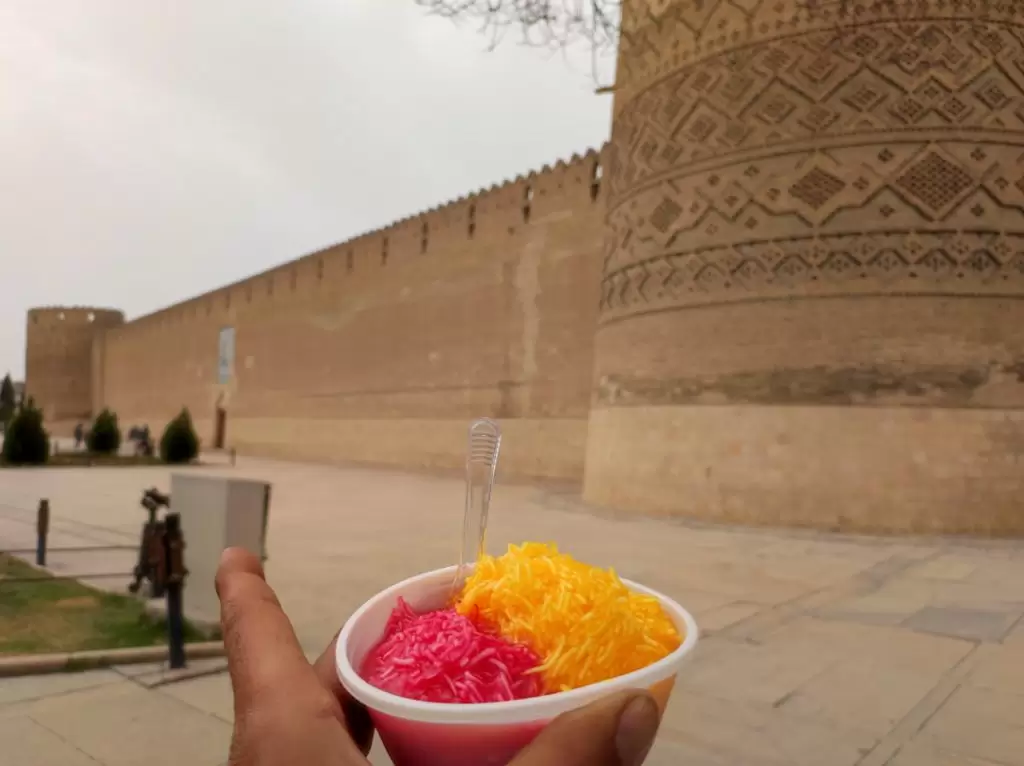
[1, 457, 1023, 765]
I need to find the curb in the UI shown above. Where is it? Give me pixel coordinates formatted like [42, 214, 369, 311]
[0, 641, 225, 678]
[142, 601, 222, 635]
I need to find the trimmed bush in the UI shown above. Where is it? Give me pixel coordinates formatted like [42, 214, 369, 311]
[2, 398, 49, 465]
[0, 374, 15, 427]
[160, 408, 199, 464]
[87, 408, 121, 454]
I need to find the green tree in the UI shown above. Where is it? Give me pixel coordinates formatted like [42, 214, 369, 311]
[0, 374, 15, 427]
[87, 408, 122, 454]
[2, 398, 49, 465]
[160, 408, 200, 464]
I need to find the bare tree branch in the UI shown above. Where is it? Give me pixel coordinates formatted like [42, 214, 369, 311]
[418, 0, 1018, 58]
[414, 0, 621, 53]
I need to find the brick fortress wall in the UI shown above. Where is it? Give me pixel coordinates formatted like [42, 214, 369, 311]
[24, 307, 125, 434]
[26, 1, 1024, 536]
[89, 149, 608, 479]
[583, 0, 1024, 534]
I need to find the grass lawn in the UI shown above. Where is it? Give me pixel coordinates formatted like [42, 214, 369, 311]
[0, 454, 204, 468]
[0, 455, 166, 468]
[0, 554, 215, 656]
[46, 452, 166, 467]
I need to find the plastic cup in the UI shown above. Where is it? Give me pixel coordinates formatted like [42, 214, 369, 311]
[335, 565, 699, 766]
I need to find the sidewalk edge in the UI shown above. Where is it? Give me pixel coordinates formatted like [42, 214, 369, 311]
[0, 641, 225, 677]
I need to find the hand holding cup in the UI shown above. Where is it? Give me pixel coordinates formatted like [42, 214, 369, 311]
[217, 548, 667, 766]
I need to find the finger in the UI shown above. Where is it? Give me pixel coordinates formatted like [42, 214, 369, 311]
[312, 633, 375, 755]
[216, 548, 319, 712]
[511, 691, 661, 766]
[311, 631, 345, 699]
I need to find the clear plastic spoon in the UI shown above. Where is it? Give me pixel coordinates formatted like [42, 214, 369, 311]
[451, 418, 502, 597]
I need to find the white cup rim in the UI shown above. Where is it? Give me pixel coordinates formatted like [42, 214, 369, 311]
[335, 565, 699, 725]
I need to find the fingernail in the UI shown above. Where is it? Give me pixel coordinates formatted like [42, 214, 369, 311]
[615, 695, 659, 766]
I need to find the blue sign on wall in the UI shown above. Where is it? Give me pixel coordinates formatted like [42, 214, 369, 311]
[218, 327, 235, 384]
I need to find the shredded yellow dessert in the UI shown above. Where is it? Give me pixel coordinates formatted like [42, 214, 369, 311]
[455, 542, 682, 693]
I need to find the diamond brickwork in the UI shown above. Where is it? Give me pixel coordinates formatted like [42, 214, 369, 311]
[601, 0, 1024, 320]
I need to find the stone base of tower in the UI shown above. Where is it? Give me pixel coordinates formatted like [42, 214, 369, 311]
[590, 0, 1024, 536]
[583, 405, 1024, 536]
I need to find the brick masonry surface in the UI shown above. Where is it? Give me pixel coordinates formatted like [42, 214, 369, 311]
[24, 0, 1024, 534]
[584, 0, 1024, 534]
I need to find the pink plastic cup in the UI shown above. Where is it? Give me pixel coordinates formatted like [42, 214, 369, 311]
[335, 565, 699, 766]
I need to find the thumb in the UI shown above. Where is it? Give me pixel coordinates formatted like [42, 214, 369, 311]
[511, 691, 661, 766]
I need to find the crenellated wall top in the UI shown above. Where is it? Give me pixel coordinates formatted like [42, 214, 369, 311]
[122, 144, 609, 331]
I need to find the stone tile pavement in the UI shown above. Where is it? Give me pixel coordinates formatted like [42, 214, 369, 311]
[1, 457, 1023, 765]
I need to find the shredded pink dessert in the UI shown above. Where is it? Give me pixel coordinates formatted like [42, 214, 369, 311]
[360, 598, 543, 703]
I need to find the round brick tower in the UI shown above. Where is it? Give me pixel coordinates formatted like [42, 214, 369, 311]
[584, 0, 1024, 534]
[24, 307, 124, 427]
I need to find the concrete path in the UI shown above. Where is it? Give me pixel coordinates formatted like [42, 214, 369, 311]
[1, 457, 1023, 765]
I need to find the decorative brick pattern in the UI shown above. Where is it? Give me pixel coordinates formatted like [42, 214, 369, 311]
[602, 0, 1024, 320]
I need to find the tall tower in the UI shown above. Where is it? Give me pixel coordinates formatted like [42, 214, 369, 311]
[24, 307, 124, 427]
[585, 1, 1024, 534]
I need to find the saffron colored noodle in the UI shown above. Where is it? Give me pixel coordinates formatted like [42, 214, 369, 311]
[455, 542, 682, 693]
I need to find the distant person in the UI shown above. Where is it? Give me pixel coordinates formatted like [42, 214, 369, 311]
[136, 426, 153, 457]
[73, 422, 84, 450]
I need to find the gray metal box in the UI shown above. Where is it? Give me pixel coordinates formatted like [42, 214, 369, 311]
[170, 474, 271, 625]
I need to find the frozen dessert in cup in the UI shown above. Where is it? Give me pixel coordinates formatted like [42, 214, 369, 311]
[335, 547, 698, 766]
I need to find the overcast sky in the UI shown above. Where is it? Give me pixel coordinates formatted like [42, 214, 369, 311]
[0, 1, 613, 380]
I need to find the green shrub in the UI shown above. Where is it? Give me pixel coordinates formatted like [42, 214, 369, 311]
[87, 408, 121, 454]
[0, 374, 15, 427]
[2, 398, 49, 465]
[160, 408, 199, 464]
